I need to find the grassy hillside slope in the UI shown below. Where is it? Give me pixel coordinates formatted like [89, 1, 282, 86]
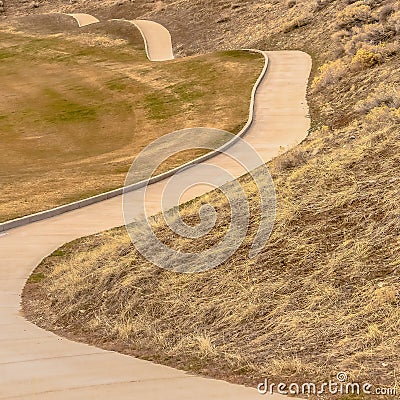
[23, 0, 399, 397]
[0, 16, 263, 221]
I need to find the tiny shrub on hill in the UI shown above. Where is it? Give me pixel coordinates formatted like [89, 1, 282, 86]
[336, 2, 373, 29]
[350, 48, 381, 70]
[355, 84, 400, 115]
[312, 58, 347, 90]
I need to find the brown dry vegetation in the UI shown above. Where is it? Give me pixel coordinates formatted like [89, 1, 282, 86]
[23, 0, 400, 398]
[0, 16, 263, 221]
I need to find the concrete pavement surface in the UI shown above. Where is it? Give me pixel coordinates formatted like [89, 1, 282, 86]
[65, 13, 100, 27]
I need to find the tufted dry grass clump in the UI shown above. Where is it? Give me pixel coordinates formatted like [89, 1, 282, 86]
[335, 2, 373, 29]
[355, 84, 400, 115]
[311, 58, 347, 90]
[350, 47, 383, 69]
[343, 23, 391, 55]
[282, 13, 312, 33]
[378, 4, 396, 22]
[287, 0, 296, 9]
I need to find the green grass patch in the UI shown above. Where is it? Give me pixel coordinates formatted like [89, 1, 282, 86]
[0, 48, 17, 60]
[43, 89, 97, 123]
[106, 77, 129, 91]
[170, 82, 204, 103]
[27, 272, 46, 284]
[218, 50, 260, 60]
[144, 93, 178, 120]
[47, 102, 97, 123]
[52, 249, 66, 257]
[144, 76, 210, 120]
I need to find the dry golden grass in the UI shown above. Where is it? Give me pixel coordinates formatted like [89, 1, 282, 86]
[23, 0, 400, 398]
[0, 16, 263, 222]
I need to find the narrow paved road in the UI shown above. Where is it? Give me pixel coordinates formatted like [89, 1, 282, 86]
[0, 16, 311, 400]
[113, 19, 175, 61]
[65, 13, 100, 27]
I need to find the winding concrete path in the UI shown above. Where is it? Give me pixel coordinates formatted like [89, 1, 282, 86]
[0, 16, 312, 400]
[113, 19, 174, 61]
[65, 13, 100, 27]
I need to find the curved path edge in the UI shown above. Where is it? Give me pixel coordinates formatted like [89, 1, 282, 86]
[64, 13, 100, 27]
[0, 36, 269, 232]
[111, 19, 174, 61]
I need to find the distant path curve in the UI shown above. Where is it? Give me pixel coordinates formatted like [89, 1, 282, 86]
[65, 14, 174, 61]
[112, 18, 174, 61]
[0, 14, 311, 400]
[64, 13, 100, 27]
